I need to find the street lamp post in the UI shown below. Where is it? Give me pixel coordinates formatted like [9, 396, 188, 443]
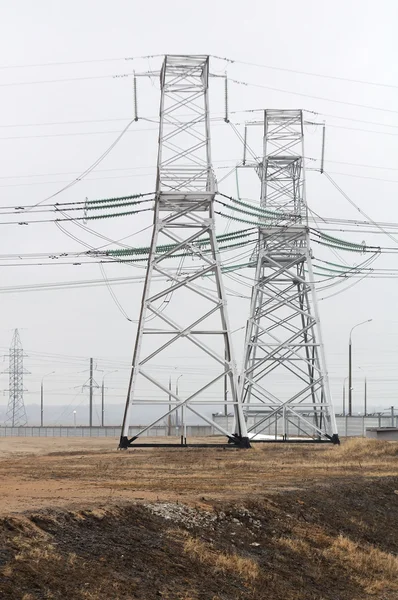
[73, 410, 77, 429]
[101, 370, 118, 427]
[175, 375, 183, 433]
[41, 371, 55, 427]
[342, 376, 349, 416]
[348, 319, 372, 417]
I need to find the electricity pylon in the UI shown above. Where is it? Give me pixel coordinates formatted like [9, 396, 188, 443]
[4, 329, 28, 427]
[240, 109, 339, 443]
[120, 55, 249, 448]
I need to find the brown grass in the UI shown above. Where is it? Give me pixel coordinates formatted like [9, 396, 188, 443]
[183, 535, 259, 581]
[333, 437, 398, 459]
[1, 437, 398, 514]
[275, 527, 398, 597]
[324, 534, 398, 594]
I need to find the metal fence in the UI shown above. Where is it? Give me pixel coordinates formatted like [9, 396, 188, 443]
[0, 416, 396, 439]
[0, 425, 213, 438]
[212, 415, 398, 438]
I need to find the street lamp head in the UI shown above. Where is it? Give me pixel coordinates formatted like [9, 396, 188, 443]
[41, 371, 55, 384]
[102, 369, 118, 383]
[349, 319, 372, 341]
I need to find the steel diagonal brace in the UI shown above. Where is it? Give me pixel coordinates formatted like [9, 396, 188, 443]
[154, 228, 210, 262]
[135, 369, 239, 441]
[164, 88, 203, 111]
[249, 320, 322, 377]
[243, 364, 323, 409]
[259, 257, 307, 286]
[259, 349, 322, 387]
[144, 305, 226, 366]
[140, 305, 223, 364]
[256, 286, 315, 320]
[128, 373, 234, 441]
[164, 126, 207, 153]
[250, 376, 324, 414]
[159, 198, 210, 219]
[246, 378, 325, 434]
[256, 294, 311, 321]
[157, 227, 215, 267]
[148, 263, 215, 303]
[249, 345, 320, 387]
[245, 321, 315, 377]
[243, 376, 281, 405]
[162, 140, 207, 168]
[162, 129, 206, 153]
[185, 404, 248, 445]
[254, 310, 309, 340]
[260, 261, 307, 286]
[282, 405, 332, 439]
[152, 266, 220, 306]
[172, 172, 211, 192]
[163, 116, 207, 145]
[249, 342, 320, 384]
[163, 104, 205, 127]
[164, 65, 202, 87]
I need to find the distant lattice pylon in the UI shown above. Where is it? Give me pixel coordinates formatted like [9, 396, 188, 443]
[4, 329, 29, 427]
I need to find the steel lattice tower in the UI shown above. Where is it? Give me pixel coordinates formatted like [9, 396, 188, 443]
[4, 329, 28, 427]
[240, 110, 339, 443]
[120, 55, 249, 448]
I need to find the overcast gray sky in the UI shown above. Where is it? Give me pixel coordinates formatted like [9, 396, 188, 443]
[0, 0, 397, 424]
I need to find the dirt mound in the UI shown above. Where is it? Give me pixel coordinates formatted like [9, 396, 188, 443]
[1, 477, 398, 600]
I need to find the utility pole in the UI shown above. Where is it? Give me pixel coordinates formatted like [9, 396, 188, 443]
[364, 378, 367, 416]
[348, 340, 352, 417]
[391, 406, 395, 427]
[89, 358, 93, 427]
[349, 320, 372, 416]
[41, 371, 55, 427]
[83, 359, 99, 427]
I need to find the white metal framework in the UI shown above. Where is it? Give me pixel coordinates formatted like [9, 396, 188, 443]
[4, 329, 28, 427]
[240, 110, 339, 443]
[120, 55, 249, 448]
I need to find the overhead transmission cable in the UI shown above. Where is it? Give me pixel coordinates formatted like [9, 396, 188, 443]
[212, 54, 398, 91]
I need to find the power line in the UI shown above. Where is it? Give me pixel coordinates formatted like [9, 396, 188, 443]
[0, 54, 161, 71]
[313, 111, 398, 130]
[0, 72, 134, 88]
[27, 119, 140, 212]
[214, 55, 398, 91]
[230, 77, 398, 116]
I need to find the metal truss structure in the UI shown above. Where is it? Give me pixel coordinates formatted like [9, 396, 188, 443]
[120, 55, 249, 449]
[4, 329, 28, 427]
[240, 110, 339, 443]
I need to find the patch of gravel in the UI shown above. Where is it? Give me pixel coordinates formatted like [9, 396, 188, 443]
[147, 502, 218, 529]
[146, 502, 263, 532]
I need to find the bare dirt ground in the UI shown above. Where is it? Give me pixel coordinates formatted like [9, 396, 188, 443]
[0, 436, 397, 514]
[1, 437, 398, 599]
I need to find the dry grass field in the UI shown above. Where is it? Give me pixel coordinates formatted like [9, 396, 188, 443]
[0, 436, 397, 513]
[0, 436, 398, 599]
